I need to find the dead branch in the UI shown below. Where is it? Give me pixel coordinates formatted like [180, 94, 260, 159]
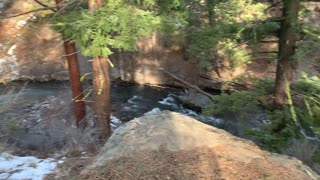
[199, 74, 249, 92]
[1, 0, 76, 20]
[264, 1, 283, 13]
[33, 0, 57, 12]
[159, 67, 214, 101]
[1, 6, 57, 19]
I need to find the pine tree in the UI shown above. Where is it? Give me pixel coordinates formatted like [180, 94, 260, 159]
[50, 0, 159, 139]
[88, 0, 111, 140]
[54, 0, 86, 128]
[274, 0, 300, 106]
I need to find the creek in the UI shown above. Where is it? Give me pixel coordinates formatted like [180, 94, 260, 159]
[0, 81, 267, 152]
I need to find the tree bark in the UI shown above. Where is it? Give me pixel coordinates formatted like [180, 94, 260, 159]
[88, 0, 112, 140]
[63, 41, 86, 127]
[92, 57, 111, 139]
[274, 0, 299, 106]
[55, 0, 86, 127]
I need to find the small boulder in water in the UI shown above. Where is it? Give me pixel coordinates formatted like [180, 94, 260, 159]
[178, 90, 212, 108]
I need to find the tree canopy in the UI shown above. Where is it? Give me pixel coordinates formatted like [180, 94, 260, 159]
[50, 1, 161, 60]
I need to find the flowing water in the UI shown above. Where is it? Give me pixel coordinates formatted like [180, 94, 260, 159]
[0, 81, 223, 127]
[0, 81, 267, 152]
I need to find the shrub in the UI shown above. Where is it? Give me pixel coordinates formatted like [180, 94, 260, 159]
[247, 107, 300, 152]
[253, 78, 275, 95]
[0, 85, 26, 145]
[204, 75, 320, 153]
[203, 91, 259, 120]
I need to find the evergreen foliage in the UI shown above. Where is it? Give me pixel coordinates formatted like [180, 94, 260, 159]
[204, 75, 320, 153]
[50, 1, 160, 58]
[296, 3, 320, 63]
[49, 0, 282, 69]
[186, 0, 279, 69]
[292, 74, 320, 137]
[203, 91, 260, 120]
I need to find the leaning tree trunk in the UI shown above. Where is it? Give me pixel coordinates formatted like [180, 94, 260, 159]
[274, 0, 299, 106]
[88, 0, 111, 140]
[55, 0, 86, 127]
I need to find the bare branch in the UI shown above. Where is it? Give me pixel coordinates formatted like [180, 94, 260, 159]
[33, 0, 57, 12]
[1, 0, 81, 20]
[1, 6, 57, 19]
[159, 67, 214, 101]
[264, 1, 283, 13]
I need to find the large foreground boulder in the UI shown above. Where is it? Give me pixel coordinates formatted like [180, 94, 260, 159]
[83, 111, 319, 180]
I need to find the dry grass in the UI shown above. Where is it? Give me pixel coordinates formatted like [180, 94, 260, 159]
[19, 93, 102, 156]
[45, 156, 94, 180]
[0, 83, 28, 151]
[0, 83, 102, 157]
[57, 146, 314, 180]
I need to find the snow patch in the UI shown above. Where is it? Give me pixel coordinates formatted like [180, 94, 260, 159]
[0, 44, 20, 81]
[0, 153, 58, 180]
[57, 160, 64, 164]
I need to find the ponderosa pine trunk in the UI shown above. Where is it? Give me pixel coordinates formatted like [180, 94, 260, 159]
[88, 0, 111, 140]
[55, 0, 86, 127]
[274, 0, 299, 106]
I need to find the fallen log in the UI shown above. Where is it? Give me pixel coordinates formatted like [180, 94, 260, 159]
[159, 67, 214, 102]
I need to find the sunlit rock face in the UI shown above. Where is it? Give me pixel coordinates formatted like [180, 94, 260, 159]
[0, 0, 68, 83]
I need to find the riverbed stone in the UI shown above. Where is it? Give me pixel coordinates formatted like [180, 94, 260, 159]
[178, 90, 213, 108]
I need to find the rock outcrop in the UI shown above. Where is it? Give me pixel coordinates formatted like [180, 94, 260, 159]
[83, 111, 319, 180]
